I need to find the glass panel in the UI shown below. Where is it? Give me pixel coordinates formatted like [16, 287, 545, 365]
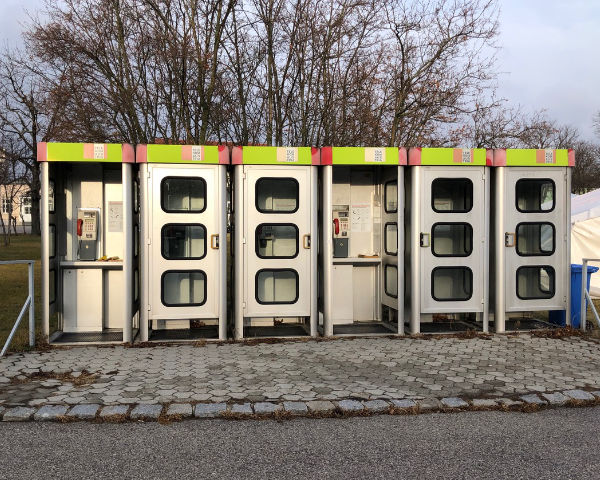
[432, 223, 473, 257]
[385, 265, 398, 297]
[432, 267, 472, 301]
[256, 269, 298, 304]
[161, 177, 206, 213]
[162, 271, 206, 306]
[432, 178, 473, 213]
[256, 224, 299, 258]
[49, 225, 56, 258]
[385, 223, 398, 255]
[134, 180, 139, 213]
[49, 180, 55, 213]
[134, 225, 139, 257]
[516, 179, 555, 212]
[161, 224, 206, 260]
[385, 181, 398, 213]
[517, 266, 555, 299]
[256, 178, 298, 213]
[49, 269, 56, 304]
[516, 223, 555, 256]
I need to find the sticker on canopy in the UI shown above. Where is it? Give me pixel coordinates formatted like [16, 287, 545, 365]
[182, 145, 204, 162]
[536, 149, 555, 164]
[453, 149, 472, 164]
[365, 148, 385, 163]
[84, 143, 107, 160]
[277, 147, 298, 163]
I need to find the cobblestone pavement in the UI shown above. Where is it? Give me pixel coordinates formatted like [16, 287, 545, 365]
[1, 334, 600, 420]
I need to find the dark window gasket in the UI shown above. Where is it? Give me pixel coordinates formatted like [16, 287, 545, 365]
[384, 180, 398, 214]
[515, 222, 556, 257]
[161, 269, 207, 307]
[431, 266, 473, 302]
[384, 222, 398, 256]
[431, 222, 473, 258]
[160, 223, 207, 260]
[515, 178, 556, 213]
[384, 264, 398, 298]
[255, 177, 299, 214]
[160, 176, 207, 214]
[516, 265, 556, 300]
[431, 178, 473, 213]
[255, 268, 299, 305]
[255, 223, 299, 259]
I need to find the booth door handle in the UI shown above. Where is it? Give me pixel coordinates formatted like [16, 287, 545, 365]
[303, 234, 311, 249]
[420, 233, 430, 248]
[211, 234, 220, 249]
[504, 232, 516, 247]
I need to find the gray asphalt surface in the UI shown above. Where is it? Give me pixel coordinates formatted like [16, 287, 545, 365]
[1, 408, 598, 479]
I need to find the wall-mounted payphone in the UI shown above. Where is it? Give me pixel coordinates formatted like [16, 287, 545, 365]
[333, 205, 349, 258]
[77, 208, 99, 261]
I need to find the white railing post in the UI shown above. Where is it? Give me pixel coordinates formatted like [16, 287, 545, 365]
[28, 261, 35, 347]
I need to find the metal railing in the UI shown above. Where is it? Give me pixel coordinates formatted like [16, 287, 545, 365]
[581, 258, 600, 331]
[0, 260, 35, 357]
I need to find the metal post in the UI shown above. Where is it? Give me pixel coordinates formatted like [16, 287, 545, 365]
[322, 165, 333, 337]
[218, 165, 227, 341]
[234, 165, 244, 340]
[581, 259, 587, 331]
[139, 163, 149, 342]
[40, 162, 50, 339]
[482, 166, 490, 333]
[494, 167, 506, 333]
[410, 166, 420, 335]
[397, 166, 405, 335]
[310, 166, 318, 337]
[565, 168, 572, 327]
[122, 163, 133, 343]
[28, 261, 35, 347]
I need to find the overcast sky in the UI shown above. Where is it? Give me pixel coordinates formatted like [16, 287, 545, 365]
[1, 0, 598, 141]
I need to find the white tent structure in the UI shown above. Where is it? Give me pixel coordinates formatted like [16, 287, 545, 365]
[571, 189, 600, 296]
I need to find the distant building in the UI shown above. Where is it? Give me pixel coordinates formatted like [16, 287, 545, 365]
[0, 183, 32, 234]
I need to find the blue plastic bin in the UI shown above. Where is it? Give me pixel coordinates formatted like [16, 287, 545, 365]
[549, 264, 599, 327]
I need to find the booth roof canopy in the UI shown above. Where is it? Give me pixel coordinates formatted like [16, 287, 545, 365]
[319, 147, 407, 165]
[136, 144, 229, 164]
[408, 147, 490, 166]
[493, 148, 575, 167]
[231, 146, 319, 165]
[37, 142, 134, 163]
[572, 188, 600, 223]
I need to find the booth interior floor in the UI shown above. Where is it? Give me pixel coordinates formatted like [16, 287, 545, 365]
[52, 330, 123, 343]
[419, 320, 479, 333]
[491, 318, 557, 331]
[333, 323, 395, 335]
[149, 326, 219, 341]
[244, 325, 308, 337]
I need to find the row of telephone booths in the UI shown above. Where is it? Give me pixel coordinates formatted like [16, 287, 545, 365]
[37, 142, 574, 344]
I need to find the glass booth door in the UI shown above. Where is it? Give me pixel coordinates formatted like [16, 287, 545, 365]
[148, 165, 220, 321]
[503, 168, 567, 311]
[243, 166, 313, 318]
[419, 167, 485, 313]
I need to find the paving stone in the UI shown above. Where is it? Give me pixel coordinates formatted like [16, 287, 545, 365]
[194, 403, 227, 418]
[230, 403, 253, 415]
[130, 404, 163, 420]
[417, 398, 442, 411]
[563, 390, 595, 401]
[591, 391, 600, 399]
[306, 401, 336, 413]
[34, 405, 68, 421]
[391, 399, 417, 409]
[441, 397, 468, 408]
[496, 398, 523, 407]
[363, 400, 390, 412]
[0, 406, 5, 418]
[66, 404, 101, 420]
[99, 405, 129, 418]
[3, 407, 35, 422]
[166, 403, 193, 417]
[283, 402, 308, 415]
[541, 392, 569, 406]
[520, 394, 547, 405]
[471, 399, 498, 408]
[336, 400, 364, 412]
[254, 402, 282, 414]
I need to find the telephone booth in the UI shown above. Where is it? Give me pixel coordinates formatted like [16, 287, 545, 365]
[137, 144, 228, 342]
[492, 148, 573, 332]
[407, 148, 491, 334]
[232, 146, 319, 339]
[38, 142, 137, 344]
[320, 147, 406, 336]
